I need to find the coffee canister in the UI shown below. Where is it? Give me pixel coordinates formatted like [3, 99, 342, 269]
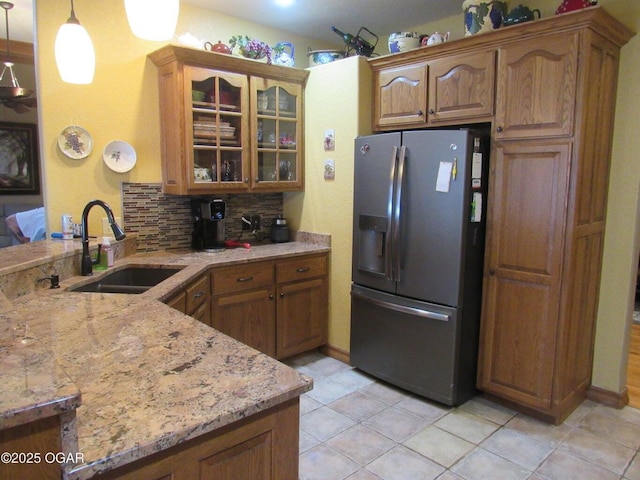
[62, 214, 73, 240]
[271, 216, 289, 243]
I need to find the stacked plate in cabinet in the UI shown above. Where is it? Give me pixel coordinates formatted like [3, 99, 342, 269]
[193, 120, 236, 145]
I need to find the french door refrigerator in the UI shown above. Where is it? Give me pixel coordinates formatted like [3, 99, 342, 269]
[350, 128, 489, 406]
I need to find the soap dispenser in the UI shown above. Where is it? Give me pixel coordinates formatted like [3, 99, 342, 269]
[102, 237, 114, 267]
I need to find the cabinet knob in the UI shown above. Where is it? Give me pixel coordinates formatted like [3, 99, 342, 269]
[428, 108, 435, 115]
[296, 267, 310, 273]
[489, 269, 496, 275]
[496, 126, 503, 133]
[237, 276, 254, 283]
[255, 178, 259, 183]
[269, 294, 274, 300]
[193, 291, 204, 298]
[280, 292, 285, 298]
[417, 110, 423, 116]
[244, 177, 249, 183]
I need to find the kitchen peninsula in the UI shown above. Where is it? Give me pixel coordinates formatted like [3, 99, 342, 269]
[0, 236, 329, 479]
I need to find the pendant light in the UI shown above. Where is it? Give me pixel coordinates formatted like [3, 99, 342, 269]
[55, 0, 95, 84]
[0, 1, 32, 100]
[124, 0, 179, 41]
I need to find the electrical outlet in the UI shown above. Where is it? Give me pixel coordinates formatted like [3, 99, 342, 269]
[241, 214, 253, 231]
[251, 214, 261, 230]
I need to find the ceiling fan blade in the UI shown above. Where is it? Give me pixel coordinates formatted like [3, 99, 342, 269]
[1, 99, 30, 113]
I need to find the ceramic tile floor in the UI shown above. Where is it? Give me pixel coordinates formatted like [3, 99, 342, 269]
[285, 352, 640, 480]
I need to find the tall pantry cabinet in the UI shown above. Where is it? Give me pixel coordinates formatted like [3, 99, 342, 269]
[368, 8, 634, 424]
[478, 15, 633, 424]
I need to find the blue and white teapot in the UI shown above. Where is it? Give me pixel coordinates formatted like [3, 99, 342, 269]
[273, 42, 295, 67]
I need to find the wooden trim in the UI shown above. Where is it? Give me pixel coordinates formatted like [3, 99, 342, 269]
[587, 385, 629, 409]
[149, 45, 309, 84]
[320, 344, 350, 365]
[0, 40, 34, 64]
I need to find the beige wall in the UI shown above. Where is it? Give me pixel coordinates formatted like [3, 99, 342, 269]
[286, 56, 371, 352]
[34, 0, 333, 236]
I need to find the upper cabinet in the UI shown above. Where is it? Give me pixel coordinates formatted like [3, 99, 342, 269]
[149, 46, 308, 195]
[371, 51, 495, 130]
[251, 77, 303, 191]
[374, 62, 428, 128]
[494, 33, 578, 140]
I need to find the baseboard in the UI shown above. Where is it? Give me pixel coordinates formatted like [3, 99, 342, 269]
[320, 344, 350, 365]
[587, 385, 629, 409]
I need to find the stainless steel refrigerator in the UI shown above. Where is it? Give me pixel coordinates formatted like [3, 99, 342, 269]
[350, 128, 489, 406]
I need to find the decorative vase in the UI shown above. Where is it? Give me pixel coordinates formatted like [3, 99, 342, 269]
[462, 0, 507, 36]
[556, 0, 597, 15]
[388, 32, 421, 53]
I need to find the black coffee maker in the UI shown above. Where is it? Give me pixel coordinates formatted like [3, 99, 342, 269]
[191, 199, 226, 251]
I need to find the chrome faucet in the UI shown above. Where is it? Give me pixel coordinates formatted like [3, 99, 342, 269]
[81, 200, 126, 276]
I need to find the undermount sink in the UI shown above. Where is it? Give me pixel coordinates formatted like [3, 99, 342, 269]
[70, 266, 183, 294]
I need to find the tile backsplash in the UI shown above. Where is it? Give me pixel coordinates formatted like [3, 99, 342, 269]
[122, 183, 283, 251]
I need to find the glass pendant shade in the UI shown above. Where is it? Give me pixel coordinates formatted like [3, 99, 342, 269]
[55, 7, 95, 84]
[125, 0, 179, 41]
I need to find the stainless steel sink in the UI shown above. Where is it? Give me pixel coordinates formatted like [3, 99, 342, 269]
[70, 266, 183, 294]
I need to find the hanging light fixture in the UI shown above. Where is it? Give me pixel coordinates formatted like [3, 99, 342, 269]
[0, 1, 33, 101]
[125, 0, 179, 41]
[55, 0, 95, 84]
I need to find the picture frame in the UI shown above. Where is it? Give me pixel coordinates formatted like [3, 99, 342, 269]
[0, 121, 40, 195]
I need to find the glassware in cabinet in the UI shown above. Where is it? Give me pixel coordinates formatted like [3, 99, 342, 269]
[251, 78, 303, 190]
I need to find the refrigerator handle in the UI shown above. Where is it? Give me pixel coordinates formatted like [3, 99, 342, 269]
[385, 146, 399, 281]
[351, 290, 450, 322]
[391, 145, 406, 281]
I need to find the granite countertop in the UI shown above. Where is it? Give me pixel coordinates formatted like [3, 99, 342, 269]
[0, 239, 328, 479]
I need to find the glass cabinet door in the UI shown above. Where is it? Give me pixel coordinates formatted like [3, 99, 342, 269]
[251, 77, 303, 190]
[188, 67, 249, 191]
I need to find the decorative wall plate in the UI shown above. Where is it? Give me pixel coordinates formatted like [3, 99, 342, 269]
[103, 140, 136, 173]
[58, 126, 93, 159]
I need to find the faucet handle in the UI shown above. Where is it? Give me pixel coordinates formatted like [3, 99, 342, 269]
[38, 274, 60, 289]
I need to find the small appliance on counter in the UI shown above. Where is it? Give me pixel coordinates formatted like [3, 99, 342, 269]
[271, 215, 289, 243]
[191, 199, 226, 251]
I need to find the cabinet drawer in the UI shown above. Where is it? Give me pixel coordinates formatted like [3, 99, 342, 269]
[186, 274, 211, 314]
[276, 255, 327, 284]
[212, 262, 274, 295]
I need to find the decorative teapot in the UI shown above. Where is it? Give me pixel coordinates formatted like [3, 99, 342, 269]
[556, 0, 597, 14]
[273, 42, 295, 67]
[175, 32, 203, 49]
[204, 40, 231, 54]
[422, 31, 450, 46]
[503, 5, 541, 26]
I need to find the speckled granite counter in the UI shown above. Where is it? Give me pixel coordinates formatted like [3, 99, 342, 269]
[0, 238, 328, 479]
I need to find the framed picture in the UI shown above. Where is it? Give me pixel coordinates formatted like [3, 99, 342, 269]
[0, 121, 40, 195]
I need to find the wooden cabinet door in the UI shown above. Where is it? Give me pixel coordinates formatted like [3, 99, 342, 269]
[477, 141, 571, 410]
[165, 290, 187, 314]
[374, 62, 428, 129]
[428, 51, 495, 124]
[250, 77, 304, 192]
[186, 67, 250, 194]
[495, 33, 578, 140]
[212, 287, 276, 357]
[276, 277, 327, 359]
